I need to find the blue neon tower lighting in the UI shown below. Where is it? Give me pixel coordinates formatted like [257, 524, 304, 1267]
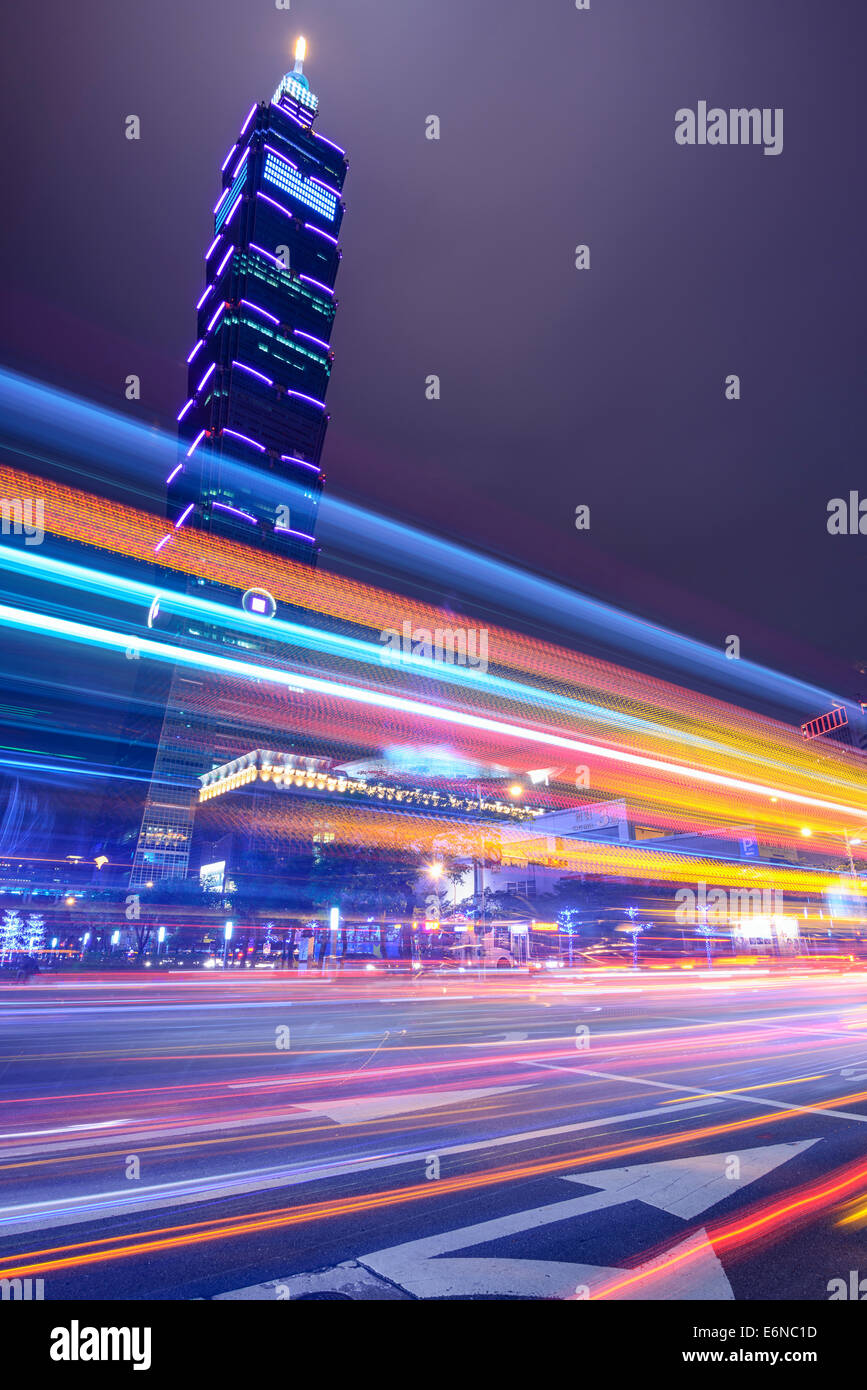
[171, 37, 348, 562]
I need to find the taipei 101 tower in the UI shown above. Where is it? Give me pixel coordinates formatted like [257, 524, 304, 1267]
[130, 40, 348, 887]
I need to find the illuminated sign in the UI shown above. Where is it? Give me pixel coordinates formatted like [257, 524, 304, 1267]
[242, 588, 277, 619]
[199, 860, 226, 892]
[801, 705, 848, 740]
[731, 915, 799, 942]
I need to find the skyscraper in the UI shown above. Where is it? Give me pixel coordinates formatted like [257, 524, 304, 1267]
[130, 40, 347, 887]
[172, 37, 347, 560]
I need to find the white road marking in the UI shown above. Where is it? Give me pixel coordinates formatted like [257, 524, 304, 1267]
[362, 1224, 732, 1301]
[521, 1059, 867, 1122]
[357, 1140, 817, 1300]
[0, 1096, 718, 1236]
[0, 1120, 131, 1139]
[561, 1139, 818, 1217]
[299, 1085, 529, 1125]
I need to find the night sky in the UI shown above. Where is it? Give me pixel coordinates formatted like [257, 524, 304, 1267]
[1, 0, 865, 696]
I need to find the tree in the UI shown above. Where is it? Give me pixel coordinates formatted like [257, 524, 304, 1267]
[0, 909, 24, 962]
[25, 913, 45, 954]
[129, 920, 153, 961]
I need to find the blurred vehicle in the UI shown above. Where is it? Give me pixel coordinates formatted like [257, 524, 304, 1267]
[570, 944, 634, 969]
[437, 942, 518, 970]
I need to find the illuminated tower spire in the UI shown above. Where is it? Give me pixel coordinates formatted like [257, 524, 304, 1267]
[166, 34, 348, 565]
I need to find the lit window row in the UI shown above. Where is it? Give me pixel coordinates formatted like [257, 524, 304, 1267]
[263, 153, 337, 221]
[270, 74, 318, 112]
[215, 163, 248, 232]
[236, 315, 329, 374]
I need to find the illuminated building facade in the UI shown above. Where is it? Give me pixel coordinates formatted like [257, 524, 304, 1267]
[197, 749, 541, 822]
[171, 38, 347, 560]
[192, 749, 542, 907]
[130, 41, 347, 887]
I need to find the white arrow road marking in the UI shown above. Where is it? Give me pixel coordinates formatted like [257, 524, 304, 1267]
[0, 1084, 528, 1160]
[358, 1139, 819, 1300]
[561, 1140, 819, 1218]
[360, 1196, 732, 1300]
[0, 1096, 717, 1236]
[297, 1085, 529, 1125]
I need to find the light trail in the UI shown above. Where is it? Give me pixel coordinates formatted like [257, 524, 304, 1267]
[0, 600, 864, 832]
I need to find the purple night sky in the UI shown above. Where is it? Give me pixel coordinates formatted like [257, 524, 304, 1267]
[1, 0, 865, 693]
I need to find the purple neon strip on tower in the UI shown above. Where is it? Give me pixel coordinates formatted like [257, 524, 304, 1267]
[205, 236, 222, 260]
[304, 223, 339, 246]
[224, 195, 243, 228]
[232, 360, 274, 386]
[174, 503, 195, 530]
[206, 303, 225, 333]
[240, 298, 280, 325]
[249, 242, 281, 266]
[221, 144, 236, 172]
[166, 463, 183, 485]
[278, 105, 306, 128]
[310, 176, 341, 199]
[212, 501, 258, 524]
[213, 188, 229, 215]
[196, 285, 214, 311]
[154, 534, 172, 553]
[240, 103, 257, 136]
[196, 362, 217, 393]
[187, 340, 204, 364]
[294, 329, 331, 352]
[223, 428, 265, 453]
[312, 131, 346, 156]
[299, 274, 334, 297]
[280, 454, 321, 473]
[263, 144, 298, 169]
[274, 524, 315, 542]
[287, 390, 326, 410]
[177, 400, 194, 422]
[257, 191, 294, 220]
[186, 430, 207, 458]
[215, 245, 233, 277]
[232, 147, 250, 180]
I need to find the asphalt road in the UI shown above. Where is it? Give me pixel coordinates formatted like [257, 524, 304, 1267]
[1, 965, 866, 1301]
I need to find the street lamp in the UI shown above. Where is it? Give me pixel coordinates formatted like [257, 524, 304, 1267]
[329, 905, 339, 967]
